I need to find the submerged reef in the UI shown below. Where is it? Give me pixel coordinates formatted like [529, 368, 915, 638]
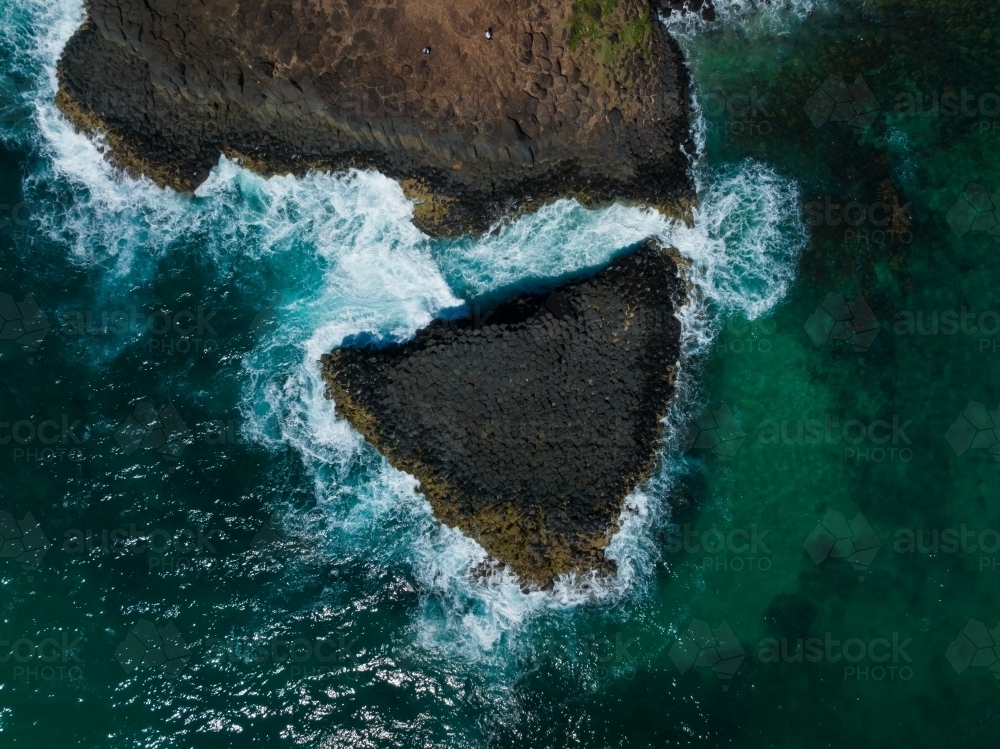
[321, 240, 684, 586]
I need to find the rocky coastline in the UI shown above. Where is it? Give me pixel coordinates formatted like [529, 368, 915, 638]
[321, 240, 684, 585]
[56, 0, 696, 235]
[55, 0, 697, 583]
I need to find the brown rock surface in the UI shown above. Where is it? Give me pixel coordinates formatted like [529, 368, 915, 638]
[57, 0, 695, 235]
[321, 240, 684, 585]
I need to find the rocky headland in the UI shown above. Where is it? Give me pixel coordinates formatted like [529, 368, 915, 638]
[55, 0, 697, 583]
[321, 240, 684, 585]
[56, 0, 696, 235]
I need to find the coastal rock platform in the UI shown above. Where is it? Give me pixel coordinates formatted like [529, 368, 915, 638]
[57, 0, 695, 235]
[321, 240, 684, 585]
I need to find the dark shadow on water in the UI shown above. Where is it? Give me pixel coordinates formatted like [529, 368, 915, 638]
[338, 238, 648, 350]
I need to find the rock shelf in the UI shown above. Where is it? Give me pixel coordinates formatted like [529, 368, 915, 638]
[57, 0, 695, 235]
[321, 240, 684, 585]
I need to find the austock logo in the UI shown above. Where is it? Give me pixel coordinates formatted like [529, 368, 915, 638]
[804, 75, 881, 134]
[59, 305, 220, 355]
[0, 75, 33, 123]
[0, 511, 49, 580]
[667, 619, 745, 690]
[804, 292, 880, 360]
[248, 293, 283, 338]
[115, 401, 192, 464]
[251, 515, 285, 548]
[205, 633, 365, 680]
[0, 293, 49, 352]
[685, 403, 746, 460]
[946, 184, 1000, 242]
[0, 416, 86, 464]
[758, 632, 913, 681]
[804, 510, 881, 581]
[115, 619, 191, 677]
[701, 87, 774, 138]
[0, 202, 32, 232]
[62, 522, 220, 574]
[476, 291, 576, 333]
[0, 631, 85, 683]
[757, 414, 914, 464]
[946, 620, 1000, 680]
[803, 195, 912, 246]
[713, 317, 775, 357]
[946, 402, 1000, 461]
[118, 622, 370, 681]
[661, 523, 773, 573]
[893, 525, 1000, 571]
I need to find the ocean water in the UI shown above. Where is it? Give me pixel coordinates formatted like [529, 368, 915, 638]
[1, 0, 998, 745]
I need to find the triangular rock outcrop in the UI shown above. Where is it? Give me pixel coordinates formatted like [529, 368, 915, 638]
[322, 239, 683, 585]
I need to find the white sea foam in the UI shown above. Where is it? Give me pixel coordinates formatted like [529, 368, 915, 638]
[0, 0, 81, 142]
[259, 158, 805, 660]
[7, 0, 808, 663]
[660, 0, 827, 41]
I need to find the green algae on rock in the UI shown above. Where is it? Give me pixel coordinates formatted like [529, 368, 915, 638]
[56, 0, 695, 236]
[321, 240, 684, 586]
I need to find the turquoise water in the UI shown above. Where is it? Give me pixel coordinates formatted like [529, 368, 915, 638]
[2, 0, 999, 745]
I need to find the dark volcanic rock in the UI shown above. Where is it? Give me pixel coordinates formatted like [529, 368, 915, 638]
[56, 0, 695, 236]
[321, 239, 684, 585]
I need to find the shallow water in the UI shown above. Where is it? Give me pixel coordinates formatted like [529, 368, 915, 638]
[1, 0, 999, 745]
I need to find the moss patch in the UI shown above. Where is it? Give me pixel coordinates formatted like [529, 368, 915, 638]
[399, 178, 463, 236]
[567, 0, 652, 86]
